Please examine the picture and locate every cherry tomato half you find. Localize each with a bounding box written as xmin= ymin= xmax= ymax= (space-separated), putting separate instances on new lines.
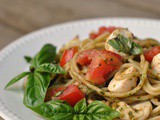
xmin=60 ymin=47 xmax=78 ymax=66
xmin=144 ymin=46 xmax=160 ymax=62
xmin=58 ymin=84 xmax=85 ymax=106
xmin=77 ymin=49 xmax=123 ymax=86
xmin=89 ymin=26 xmax=119 ymax=39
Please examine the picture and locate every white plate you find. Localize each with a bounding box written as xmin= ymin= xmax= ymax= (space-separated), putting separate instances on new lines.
xmin=0 ymin=18 xmax=160 ymax=120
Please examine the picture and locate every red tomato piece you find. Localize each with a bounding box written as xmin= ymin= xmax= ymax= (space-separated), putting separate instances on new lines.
xmin=86 ymin=50 xmax=123 ymax=85
xmin=76 ymin=49 xmax=100 ymax=66
xmin=58 ymin=84 xmax=85 ymax=106
xmin=76 ymin=50 xmax=122 ymax=67
xmin=89 ymin=26 xmax=119 ymax=39
xmin=99 ymin=50 xmax=123 ymax=68
xmin=98 ymin=26 xmax=108 ymax=35
xmin=144 ymin=46 xmax=160 ymax=62
xmin=105 ymin=26 xmax=118 ymax=33
xmin=76 ymin=49 xmax=123 ymax=86
xmin=60 ymin=47 xmax=78 ymax=66
xmin=89 ymin=33 xmax=98 ymax=39
xmin=86 ymin=58 xmax=116 ymax=85
xmin=45 ymin=87 xmax=64 ymax=102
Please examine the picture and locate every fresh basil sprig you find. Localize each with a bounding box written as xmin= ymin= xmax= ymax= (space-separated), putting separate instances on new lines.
xmin=108 ymin=34 xmax=142 ymax=55
xmin=5 ymin=44 xmax=65 ymax=108
xmin=23 ymin=64 xmax=65 ymax=108
xmin=31 ymin=98 xmax=120 ymax=120
xmin=5 ymin=44 xmax=59 ymax=88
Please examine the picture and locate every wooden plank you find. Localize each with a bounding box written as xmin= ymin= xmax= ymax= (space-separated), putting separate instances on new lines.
xmin=111 ymin=0 xmax=160 ymax=14
xmin=0 ymin=0 xmax=159 ymax=34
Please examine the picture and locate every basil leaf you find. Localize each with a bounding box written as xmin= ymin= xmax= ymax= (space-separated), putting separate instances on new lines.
xmin=74 ymin=98 xmax=87 ymax=113
xmin=118 ymin=35 xmax=132 ymax=53
xmin=31 ymin=44 xmax=56 ymax=67
xmin=130 ymin=42 xmax=143 ymax=55
xmin=86 ymin=101 xmax=120 ymax=120
xmin=32 ymin=100 xmax=74 ymax=120
xmin=73 ymin=115 xmax=85 ymax=120
xmin=23 ymin=72 xmax=50 ymax=108
xmin=108 ymin=39 xmax=122 ymax=51
xmin=36 ymin=63 xmax=65 ymax=74
xmin=108 ymin=34 xmax=142 ymax=55
xmin=73 ymin=99 xmax=87 ymax=120
xmin=5 ymin=72 xmax=30 ymax=89
xmin=27 ymin=98 xmax=120 ymax=120
xmin=24 ymin=56 xmax=32 ymax=63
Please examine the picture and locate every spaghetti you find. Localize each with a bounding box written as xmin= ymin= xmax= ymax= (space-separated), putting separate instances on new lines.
xmin=57 ymin=27 xmax=160 ymax=120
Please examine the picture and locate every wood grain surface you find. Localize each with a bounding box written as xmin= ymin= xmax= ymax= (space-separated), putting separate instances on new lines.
xmin=0 ymin=0 xmax=160 ymax=119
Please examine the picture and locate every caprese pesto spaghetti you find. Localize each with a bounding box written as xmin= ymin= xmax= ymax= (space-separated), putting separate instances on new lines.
xmin=5 ymin=26 xmax=160 ymax=120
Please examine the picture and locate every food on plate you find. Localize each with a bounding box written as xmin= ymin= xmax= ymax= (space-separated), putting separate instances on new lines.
xmin=5 ymin=26 xmax=160 ymax=120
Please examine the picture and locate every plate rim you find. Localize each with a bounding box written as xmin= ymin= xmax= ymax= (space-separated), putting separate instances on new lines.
xmin=0 ymin=17 xmax=160 ymax=120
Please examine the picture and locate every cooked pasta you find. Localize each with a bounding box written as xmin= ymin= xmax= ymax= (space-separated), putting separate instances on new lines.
xmin=57 ymin=27 xmax=160 ymax=120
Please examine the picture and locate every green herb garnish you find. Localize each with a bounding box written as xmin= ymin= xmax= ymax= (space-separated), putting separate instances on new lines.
xmin=31 ymin=98 xmax=120 ymax=120
xmin=5 ymin=44 xmax=65 ymax=108
xmin=108 ymin=34 xmax=142 ymax=55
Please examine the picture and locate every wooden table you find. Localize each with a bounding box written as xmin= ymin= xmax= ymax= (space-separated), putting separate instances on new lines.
xmin=0 ymin=0 xmax=160 ymax=119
